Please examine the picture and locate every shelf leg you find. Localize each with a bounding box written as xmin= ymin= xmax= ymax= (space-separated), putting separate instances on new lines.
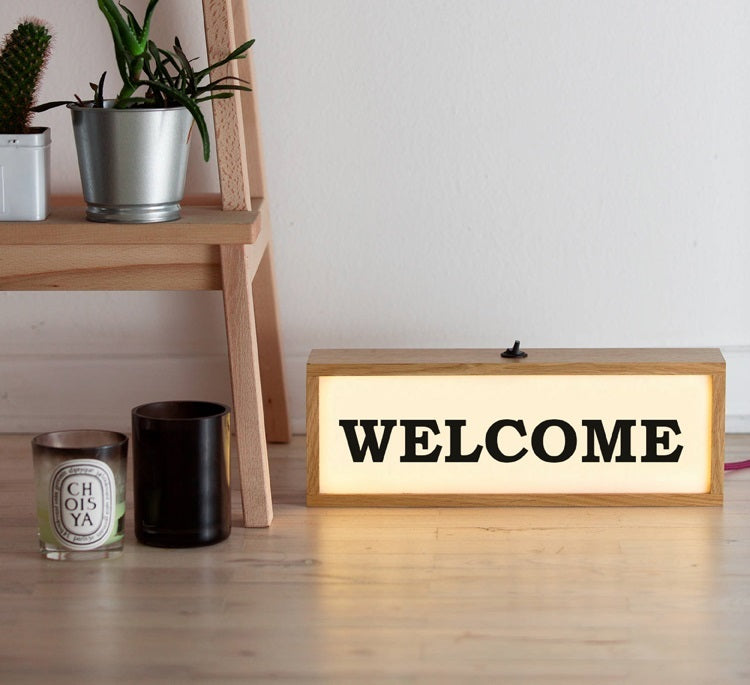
xmin=221 ymin=243 xmax=273 ymax=527
xmin=253 ymin=241 xmax=291 ymax=443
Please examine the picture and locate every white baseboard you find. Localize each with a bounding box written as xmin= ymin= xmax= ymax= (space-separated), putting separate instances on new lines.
xmin=0 ymin=350 xmax=311 ymax=435
xmin=0 ymin=354 xmax=233 ymax=433
xmin=726 ymin=415 xmax=750 ymax=433
xmin=1 ymin=346 xmax=749 ymax=434
xmin=285 ymin=352 xmax=308 ymax=435
xmin=722 ymin=345 xmax=750 ymax=434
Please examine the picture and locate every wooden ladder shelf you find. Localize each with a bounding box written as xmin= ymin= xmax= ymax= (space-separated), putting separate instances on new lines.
xmin=0 ymin=0 xmax=290 ymax=527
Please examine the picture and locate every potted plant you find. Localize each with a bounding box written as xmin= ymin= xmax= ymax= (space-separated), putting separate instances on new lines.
xmin=37 ymin=0 xmax=253 ymax=223
xmin=0 ymin=19 xmax=52 ymax=221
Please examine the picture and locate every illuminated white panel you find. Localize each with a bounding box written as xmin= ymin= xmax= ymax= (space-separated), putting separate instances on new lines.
xmin=317 ymin=374 xmax=712 ymax=495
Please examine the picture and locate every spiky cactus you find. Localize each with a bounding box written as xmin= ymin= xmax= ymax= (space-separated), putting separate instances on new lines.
xmin=0 ymin=19 xmax=52 ymax=133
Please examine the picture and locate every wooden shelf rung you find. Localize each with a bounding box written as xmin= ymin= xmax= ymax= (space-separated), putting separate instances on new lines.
xmin=0 ymin=199 xmax=264 ymax=246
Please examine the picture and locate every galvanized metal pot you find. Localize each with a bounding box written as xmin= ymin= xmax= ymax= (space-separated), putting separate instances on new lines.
xmin=69 ymin=102 xmax=193 ymax=223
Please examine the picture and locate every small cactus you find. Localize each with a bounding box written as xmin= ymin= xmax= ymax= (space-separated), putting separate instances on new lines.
xmin=0 ymin=19 xmax=52 ymax=134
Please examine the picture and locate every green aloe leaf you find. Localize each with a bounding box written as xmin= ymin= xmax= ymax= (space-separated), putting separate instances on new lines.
xmin=197 ymin=75 xmax=249 ymax=87
xmin=141 ymin=79 xmax=210 ymax=160
xmin=96 ymin=2 xmax=136 ymax=89
xmin=194 ymin=39 xmax=254 ymax=81
xmin=155 ymin=47 xmax=182 ymax=77
xmin=199 ymin=84 xmax=252 ymax=94
xmin=194 ymin=93 xmax=234 ymax=104
xmin=98 ymin=0 xmax=141 ymax=55
xmin=94 ymin=71 xmax=106 ymax=106
xmin=139 ymin=0 xmax=161 ymax=50
xmin=30 ymin=100 xmax=73 ymax=113
xmin=171 ymin=40 xmax=197 ymax=96
xmin=118 ymin=4 xmax=144 ymax=41
xmin=146 ymin=41 xmax=175 ymax=89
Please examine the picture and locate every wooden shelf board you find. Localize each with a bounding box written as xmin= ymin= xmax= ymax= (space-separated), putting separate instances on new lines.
xmin=0 ymin=206 xmax=271 ymax=291
xmin=0 ymin=198 xmax=263 ymax=246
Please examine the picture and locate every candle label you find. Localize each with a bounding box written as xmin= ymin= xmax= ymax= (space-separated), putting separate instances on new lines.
xmin=49 ymin=459 xmax=116 ymax=550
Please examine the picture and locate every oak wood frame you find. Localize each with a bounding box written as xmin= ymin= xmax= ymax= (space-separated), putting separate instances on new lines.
xmin=307 ymin=348 xmax=725 ymax=507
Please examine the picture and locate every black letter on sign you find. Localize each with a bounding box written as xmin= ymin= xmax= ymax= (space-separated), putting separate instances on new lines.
xmin=531 ymin=419 xmax=577 ymax=463
xmin=641 ymin=420 xmax=683 ymax=462
xmin=485 ymin=419 xmax=528 ymax=463
xmin=444 ymin=419 xmax=482 ymax=462
xmin=581 ymin=419 xmax=637 ymax=463
xmin=400 ymin=420 xmax=442 ymax=462
xmin=339 ymin=420 xmax=397 ymax=463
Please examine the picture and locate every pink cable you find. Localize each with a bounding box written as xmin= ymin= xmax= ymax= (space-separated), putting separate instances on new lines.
xmin=725 ymin=459 xmax=750 ymax=471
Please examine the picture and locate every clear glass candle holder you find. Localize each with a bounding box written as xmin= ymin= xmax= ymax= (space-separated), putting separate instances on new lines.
xmin=32 ymin=430 xmax=128 ymax=560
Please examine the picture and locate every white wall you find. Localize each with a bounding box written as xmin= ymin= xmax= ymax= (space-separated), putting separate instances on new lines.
xmin=1 ymin=0 xmax=749 ymax=434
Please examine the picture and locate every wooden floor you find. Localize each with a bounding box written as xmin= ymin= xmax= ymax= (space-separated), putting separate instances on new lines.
xmin=1 ymin=433 xmax=749 ymax=684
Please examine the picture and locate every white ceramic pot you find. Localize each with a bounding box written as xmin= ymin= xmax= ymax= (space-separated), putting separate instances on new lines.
xmin=0 ymin=127 xmax=50 ymax=221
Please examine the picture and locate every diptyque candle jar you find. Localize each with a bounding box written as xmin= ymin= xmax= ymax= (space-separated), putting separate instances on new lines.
xmin=32 ymin=430 xmax=128 ymax=560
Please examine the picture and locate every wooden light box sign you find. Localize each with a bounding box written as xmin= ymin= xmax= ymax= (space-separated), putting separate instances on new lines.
xmin=306 ymin=348 xmax=725 ymax=506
